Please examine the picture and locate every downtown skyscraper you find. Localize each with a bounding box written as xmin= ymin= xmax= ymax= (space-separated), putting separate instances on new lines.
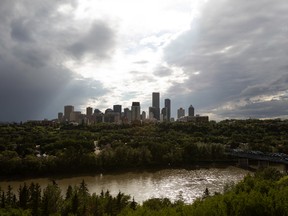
xmin=131 ymin=102 xmax=141 ymax=121
xmin=164 ymin=98 xmax=171 ymax=121
xmin=188 ymin=105 xmax=195 ymax=117
xmin=151 ymin=92 xmax=160 ymax=120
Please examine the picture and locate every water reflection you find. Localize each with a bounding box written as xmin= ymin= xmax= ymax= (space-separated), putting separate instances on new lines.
xmin=0 ymin=167 xmax=250 ymax=204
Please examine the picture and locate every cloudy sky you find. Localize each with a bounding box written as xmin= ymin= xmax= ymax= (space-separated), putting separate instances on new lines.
xmin=1 ymin=0 xmax=288 ymax=122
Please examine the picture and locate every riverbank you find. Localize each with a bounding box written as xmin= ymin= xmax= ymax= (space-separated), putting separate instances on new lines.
xmin=0 ymin=160 xmax=240 ymax=181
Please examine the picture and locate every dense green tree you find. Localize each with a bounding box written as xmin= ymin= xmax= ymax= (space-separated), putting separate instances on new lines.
xmin=18 ymin=183 xmax=29 ymax=209
xmin=71 ymin=193 xmax=79 ymax=214
xmin=1 ymin=191 xmax=5 ymax=208
xmin=41 ymin=183 xmax=62 ymax=216
xmin=65 ymin=185 xmax=73 ymax=200
xmin=29 ymin=183 xmax=41 ymax=216
xmin=6 ymin=185 xmax=15 ymax=207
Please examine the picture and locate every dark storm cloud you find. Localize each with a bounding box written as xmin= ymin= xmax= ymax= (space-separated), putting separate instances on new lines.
xmin=10 ymin=18 xmax=34 ymax=42
xmin=241 ymin=73 xmax=288 ymax=98
xmin=0 ymin=54 xmax=110 ymax=122
xmin=67 ymin=20 xmax=116 ymax=60
xmin=0 ymin=0 xmax=115 ymax=122
xmin=164 ymin=0 xmax=288 ymax=119
xmin=12 ymin=46 xmax=50 ymax=68
xmin=216 ymin=100 xmax=288 ymax=119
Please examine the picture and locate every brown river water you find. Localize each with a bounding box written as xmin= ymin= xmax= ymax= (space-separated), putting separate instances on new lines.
xmin=0 ymin=167 xmax=250 ymax=203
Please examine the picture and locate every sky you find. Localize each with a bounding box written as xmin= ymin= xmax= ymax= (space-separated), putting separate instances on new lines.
xmin=0 ymin=0 xmax=288 ymax=122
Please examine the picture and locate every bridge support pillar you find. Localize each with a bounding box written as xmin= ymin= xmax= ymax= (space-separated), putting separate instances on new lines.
xmin=258 ymin=160 xmax=269 ymax=169
xmin=238 ymin=158 xmax=249 ymax=167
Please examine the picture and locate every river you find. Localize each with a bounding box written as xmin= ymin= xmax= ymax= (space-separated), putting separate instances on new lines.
xmin=0 ymin=166 xmax=250 ymax=204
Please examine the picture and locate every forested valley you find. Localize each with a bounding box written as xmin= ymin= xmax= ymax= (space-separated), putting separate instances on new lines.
xmin=1 ymin=119 xmax=288 ymax=177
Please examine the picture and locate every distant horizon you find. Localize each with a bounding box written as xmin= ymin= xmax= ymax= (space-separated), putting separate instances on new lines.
xmin=1 ymin=116 xmax=288 ymax=124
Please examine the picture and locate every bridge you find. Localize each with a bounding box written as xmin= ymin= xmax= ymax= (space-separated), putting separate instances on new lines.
xmin=225 ymin=149 xmax=288 ymax=171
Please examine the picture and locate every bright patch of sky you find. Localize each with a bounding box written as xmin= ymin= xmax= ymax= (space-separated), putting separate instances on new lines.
xmin=60 ymin=0 xmax=205 ymax=112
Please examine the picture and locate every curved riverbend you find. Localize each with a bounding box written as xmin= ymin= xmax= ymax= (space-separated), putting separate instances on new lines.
xmin=0 ymin=167 xmax=250 ymax=203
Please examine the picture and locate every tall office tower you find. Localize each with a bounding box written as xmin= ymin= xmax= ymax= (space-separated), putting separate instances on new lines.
xmin=188 ymin=105 xmax=195 ymax=117
xmin=141 ymin=111 xmax=146 ymax=120
xmin=149 ymin=107 xmax=156 ymax=119
xmin=58 ymin=112 xmax=63 ymax=122
xmin=64 ymin=105 xmax=74 ymax=122
xmin=94 ymin=109 xmax=104 ymax=123
xmin=104 ymin=108 xmax=115 ymax=123
xmin=131 ymin=102 xmax=141 ymax=121
xmin=177 ymin=107 xmax=185 ymax=119
xmin=86 ymin=107 xmax=93 ymax=116
xmin=152 ymin=92 xmax=160 ymax=108
xmin=161 ymin=107 xmax=167 ymax=121
xmin=113 ymin=105 xmax=122 ymax=117
xmin=124 ymin=108 xmax=129 ymax=117
xmin=152 ymin=92 xmax=160 ymax=120
xmin=164 ymin=98 xmax=171 ymax=121
xmin=70 ymin=111 xmax=81 ymax=122
xmin=94 ymin=109 xmax=102 ymax=115
xmin=124 ymin=108 xmax=132 ymax=122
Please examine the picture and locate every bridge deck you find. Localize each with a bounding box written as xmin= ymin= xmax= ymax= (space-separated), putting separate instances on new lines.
xmin=225 ymin=151 xmax=288 ymax=165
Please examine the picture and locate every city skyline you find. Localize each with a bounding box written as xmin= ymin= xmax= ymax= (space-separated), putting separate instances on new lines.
xmin=1 ymin=0 xmax=288 ymax=122
xmin=59 ymin=92 xmax=198 ymax=123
